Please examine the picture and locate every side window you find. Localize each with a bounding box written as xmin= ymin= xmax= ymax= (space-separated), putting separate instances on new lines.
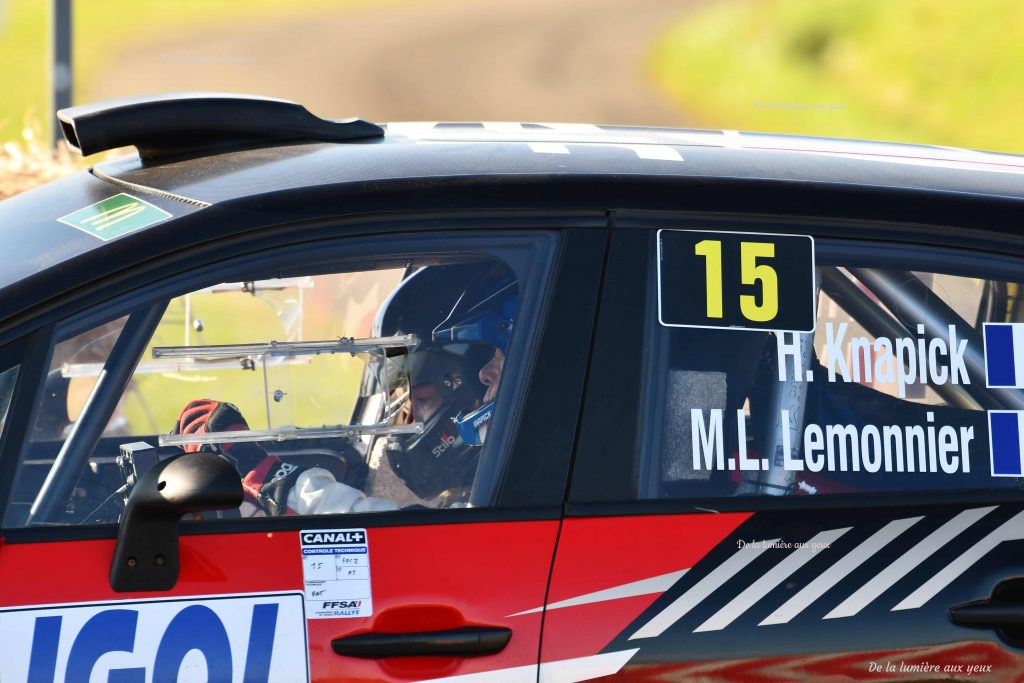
xmin=4 ymin=243 xmax=546 ymax=527
xmin=638 ymin=230 xmax=1024 ymax=500
xmin=0 ymin=365 xmax=19 ymax=434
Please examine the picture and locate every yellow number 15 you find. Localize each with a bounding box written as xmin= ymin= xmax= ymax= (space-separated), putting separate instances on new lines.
xmin=694 ymin=239 xmax=779 ymax=322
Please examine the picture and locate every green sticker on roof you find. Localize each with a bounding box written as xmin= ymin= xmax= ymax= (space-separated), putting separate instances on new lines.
xmin=58 ymin=193 xmax=171 ymax=241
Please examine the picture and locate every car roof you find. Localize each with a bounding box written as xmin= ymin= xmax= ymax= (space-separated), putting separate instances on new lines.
xmin=91 ymin=123 xmax=1024 ymax=206
xmin=2 ymin=95 xmax=1024 ymax=338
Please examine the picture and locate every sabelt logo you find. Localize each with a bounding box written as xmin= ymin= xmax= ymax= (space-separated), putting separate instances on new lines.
xmin=322 ymin=601 xmax=362 ymax=609
xmin=271 ymin=461 xmax=298 ymax=481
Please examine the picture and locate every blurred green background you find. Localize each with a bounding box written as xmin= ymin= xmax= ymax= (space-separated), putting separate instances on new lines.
xmin=2 ymin=0 xmax=1020 ymax=155
xmin=650 ymin=0 xmax=1024 ymax=153
xmin=0 ymin=0 xmax=351 ymax=143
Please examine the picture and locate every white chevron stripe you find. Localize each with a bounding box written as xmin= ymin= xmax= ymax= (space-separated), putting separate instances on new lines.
xmin=894 ymin=508 xmax=1024 ymax=611
xmin=825 ymin=506 xmax=996 ymax=619
xmin=393 ymin=127 xmax=658 ymax=145
xmin=722 ymin=129 xmax=743 ymax=148
xmin=629 ymin=539 xmax=777 ymax=640
xmin=482 ymin=122 xmax=527 ymax=133
xmin=619 ymin=144 xmax=683 ymax=162
xmin=528 ymin=142 xmax=570 ymax=155
xmin=412 ymin=649 xmax=640 ymax=683
xmin=508 ymin=569 xmax=688 ymax=617
xmin=414 ymin=662 xmax=536 ymax=683
xmin=537 ymin=123 xmax=605 ymax=134
xmin=386 ymin=122 xmax=441 ymax=134
xmin=694 ymin=528 xmax=850 ymax=632
xmin=760 ymin=518 xmax=922 ymax=625
xmin=660 ymin=131 xmax=729 ymax=147
xmin=540 ymin=649 xmax=640 ymax=683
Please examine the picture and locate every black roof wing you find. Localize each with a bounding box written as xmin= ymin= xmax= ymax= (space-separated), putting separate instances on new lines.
xmin=57 ymin=92 xmax=383 ymax=159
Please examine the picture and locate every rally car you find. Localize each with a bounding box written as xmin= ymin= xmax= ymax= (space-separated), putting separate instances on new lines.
xmin=0 ymin=93 xmax=1023 ymax=682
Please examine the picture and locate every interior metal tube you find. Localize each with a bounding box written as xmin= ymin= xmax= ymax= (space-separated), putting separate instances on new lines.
xmin=848 ymin=267 xmax=1024 ymax=410
xmin=28 ymin=302 xmax=169 ymax=525
xmin=820 ymin=268 xmax=977 ymax=410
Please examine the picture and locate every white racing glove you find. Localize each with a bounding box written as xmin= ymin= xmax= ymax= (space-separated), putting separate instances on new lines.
xmin=287 ymin=467 xmax=398 ymax=514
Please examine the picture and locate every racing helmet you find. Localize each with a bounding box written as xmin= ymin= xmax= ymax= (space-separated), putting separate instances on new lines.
xmin=368 ymin=262 xmax=517 ymax=500
xmin=432 ymin=268 xmax=518 ymax=446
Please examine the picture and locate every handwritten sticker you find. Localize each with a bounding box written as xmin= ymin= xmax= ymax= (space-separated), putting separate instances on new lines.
xmin=300 ymin=529 xmax=372 ymax=619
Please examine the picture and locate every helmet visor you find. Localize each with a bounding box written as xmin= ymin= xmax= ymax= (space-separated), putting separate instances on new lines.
xmin=407 ymin=347 xmax=468 ymax=422
xmin=432 ymin=280 xmax=518 ymax=352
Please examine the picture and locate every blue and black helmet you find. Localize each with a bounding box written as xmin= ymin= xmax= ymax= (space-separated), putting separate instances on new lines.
xmin=432 ymin=267 xmax=519 ymax=447
xmin=432 ymin=271 xmax=518 ymax=353
xmin=370 ymin=260 xmax=518 ymax=499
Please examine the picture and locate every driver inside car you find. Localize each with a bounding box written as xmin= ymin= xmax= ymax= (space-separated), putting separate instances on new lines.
xmin=373 ymin=263 xmax=517 ymax=505
xmin=170 ymin=262 xmax=518 ymax=516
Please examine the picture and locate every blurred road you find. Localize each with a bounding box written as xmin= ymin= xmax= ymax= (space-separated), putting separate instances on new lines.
xmin=86 ymin=0 xmax=696 ymax=126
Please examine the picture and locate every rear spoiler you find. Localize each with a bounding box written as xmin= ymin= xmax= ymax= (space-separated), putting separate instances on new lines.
xmin=57 ymin=92 xmax=384 ymax=159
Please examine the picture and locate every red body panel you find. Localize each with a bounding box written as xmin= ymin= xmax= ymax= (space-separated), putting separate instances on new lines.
xmin=0 ymin=520 xmax=558 ymax=682
xmin=541 ymin=513 xmax=750 ymax=664
xmin=0 ymin=532 xmax=303 ymax=607
xmin=311 ymin=521 xmax=556 ymax=682
xmin=542 ymin=512 xmax=1024 ymax=682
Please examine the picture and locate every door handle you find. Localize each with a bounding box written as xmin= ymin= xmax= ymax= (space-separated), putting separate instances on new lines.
xmin=332 ymin=625 xmax=512 ymax=658
xmin=949 ymin=601 xmax=1024 ymax=629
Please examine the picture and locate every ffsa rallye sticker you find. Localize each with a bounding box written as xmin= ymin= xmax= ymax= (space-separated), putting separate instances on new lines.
xmin=658 ymin=228 xmax=816 ymax=332
xmin=0 ymin=592 xmax=308 ymax=683
xmin=301 ymin=528 xmax=373 ymax=619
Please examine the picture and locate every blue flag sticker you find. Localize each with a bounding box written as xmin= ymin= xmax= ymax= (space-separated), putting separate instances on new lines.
xmin=983 ymin=323 xmax=1024 ymax=388
xmin=988 ymin=411 xmax=1024 ymax=477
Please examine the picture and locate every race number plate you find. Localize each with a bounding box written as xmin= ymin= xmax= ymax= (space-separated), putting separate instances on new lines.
xmin=658 ymin=229 xmax=816 ymax=332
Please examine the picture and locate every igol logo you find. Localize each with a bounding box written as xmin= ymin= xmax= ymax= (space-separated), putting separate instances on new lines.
xmin=26 ymin=603 xmax=279 ymax=682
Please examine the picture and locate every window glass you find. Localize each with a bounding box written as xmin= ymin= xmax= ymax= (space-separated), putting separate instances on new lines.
xmin=638 ymin=235 xmax=1024 ymax=500
xmin=31 ymin=317 xmax=127 ymax=442
xmin=3 ymin=322 xmax=127 ymax=526
xmin=6 ymin=252 xmax=532 ymax=526
xmin=0 ymin=365 xmax=19 ymax=434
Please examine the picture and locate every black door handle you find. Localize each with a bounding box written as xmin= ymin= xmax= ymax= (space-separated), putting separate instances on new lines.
xmin=332 ymin=626 xmax=512 ymax=658
xmin=949 ymin=601 xmax=1024 ymax=629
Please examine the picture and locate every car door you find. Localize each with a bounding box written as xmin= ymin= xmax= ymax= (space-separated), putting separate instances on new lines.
xmin=0 ymin=222 xmax=605 ymax=683
xmin=544 ymin=224 xmax=1024 ymax=681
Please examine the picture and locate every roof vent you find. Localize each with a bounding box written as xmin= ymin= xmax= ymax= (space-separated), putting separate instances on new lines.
xmin=57 ymin=93 xmax=384 ymax=159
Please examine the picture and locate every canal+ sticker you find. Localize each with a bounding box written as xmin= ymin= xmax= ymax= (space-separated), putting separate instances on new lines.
xmin=58 ymin=193 xmax=172 ymax=241
xmin=301 ymin=528 xmax=373 ymax=619
xmin=0 ymin=592 xmax=308 ymax=682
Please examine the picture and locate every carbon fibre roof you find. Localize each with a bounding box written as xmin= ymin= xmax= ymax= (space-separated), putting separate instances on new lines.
xmin=91 ymin=124 xmax=1024 ymax=206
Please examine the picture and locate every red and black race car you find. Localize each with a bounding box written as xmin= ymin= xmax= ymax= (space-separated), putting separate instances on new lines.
xmin=1 ymin=93 xmax=1023 ymax=682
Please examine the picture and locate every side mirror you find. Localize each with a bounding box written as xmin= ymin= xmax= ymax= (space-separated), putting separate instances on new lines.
xmin=109 ymin=453 xmax=242 ymax=592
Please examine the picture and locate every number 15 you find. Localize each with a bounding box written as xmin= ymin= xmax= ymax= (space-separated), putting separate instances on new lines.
xmin=694 ymin=239 xmax=779 ymax=322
